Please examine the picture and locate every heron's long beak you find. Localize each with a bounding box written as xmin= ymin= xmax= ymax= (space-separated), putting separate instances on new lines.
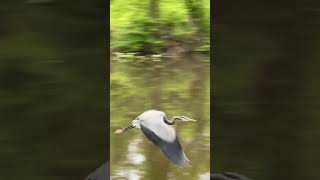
xmin=114 ymin=124 xmax=135 ymax=134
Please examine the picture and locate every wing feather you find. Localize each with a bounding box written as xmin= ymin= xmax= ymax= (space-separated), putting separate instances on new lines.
xmin=140 ymin=125 xmax=190 ymax=166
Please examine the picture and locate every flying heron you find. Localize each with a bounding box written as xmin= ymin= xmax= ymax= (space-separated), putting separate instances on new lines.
xmin=85 ymin=110 xmax=252 ymax=179
xmin=114 ymin=109 xmax=196 ymax=166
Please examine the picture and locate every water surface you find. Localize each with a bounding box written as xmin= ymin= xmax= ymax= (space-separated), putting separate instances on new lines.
xmin=110 ymin=54 xmax=210 ymax=180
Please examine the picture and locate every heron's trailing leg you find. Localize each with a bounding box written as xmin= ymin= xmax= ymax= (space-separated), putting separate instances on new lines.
xmin=114 ymin=124 xmax=135 ymax=134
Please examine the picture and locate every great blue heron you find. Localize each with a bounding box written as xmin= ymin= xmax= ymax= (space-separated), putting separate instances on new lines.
xmin=114 ymin=109 xmax=196 ymax=166
xmin=85 ymin=110 xmax=252 ymax=179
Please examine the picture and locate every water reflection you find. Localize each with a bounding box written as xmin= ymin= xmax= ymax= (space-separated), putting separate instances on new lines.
xmin=127 ymin=139 xmax=146 ymax=165
xmin=198 ymin=172 xmax=210 ymax=180
xmin=213 ymin=2 xmax=320 ymax=178
xmin=0 ymin=1 xmax=106 ymax=178
xmin=114 ymin=168 xmax=141 ymax=180
xmin=110 ymin=54 xmax=210 ymax=179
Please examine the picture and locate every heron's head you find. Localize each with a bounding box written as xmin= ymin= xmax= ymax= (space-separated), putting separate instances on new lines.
xmin=180 ymin=116 xmax=197 ymax=122
xmin=173 ymin=116 xmax=197 ymax=122
xmin=163 ymin=115 xmax=197 ymax=125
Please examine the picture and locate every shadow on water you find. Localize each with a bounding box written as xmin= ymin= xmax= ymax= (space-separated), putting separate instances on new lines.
xmin=110 ymin=54 xmax=210 ymax=180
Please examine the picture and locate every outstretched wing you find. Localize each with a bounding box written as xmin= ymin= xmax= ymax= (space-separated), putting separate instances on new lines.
xmin=140 ymin=124 xmax=190 ymax=166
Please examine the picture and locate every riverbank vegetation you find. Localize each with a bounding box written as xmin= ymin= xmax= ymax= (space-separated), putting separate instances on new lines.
xmin=111 ymin=0 xmax=210 ymax=56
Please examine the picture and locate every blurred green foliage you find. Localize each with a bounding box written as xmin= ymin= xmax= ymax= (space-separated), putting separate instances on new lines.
xmin=111 ymin=0 xmax=210 ymax=54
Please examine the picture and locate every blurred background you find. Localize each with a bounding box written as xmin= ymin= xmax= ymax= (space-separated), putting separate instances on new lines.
xmin=0 ymin=0 xmax=107 ymax=179
xmin=213 ymin=0 xmax=320 ymax=180
xmin=3 ymin=0 xmax=320 ymax=179
xmin=110 ymin=0 xmax=210 ymax=180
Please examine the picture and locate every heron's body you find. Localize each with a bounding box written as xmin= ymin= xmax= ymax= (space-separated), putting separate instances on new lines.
xmin=115 ymin=109 xmax=196 ymax=166
xmin=136 ymin=110 xmax=176 ymax=142
xmin=134 ymin=110 xmax=189 ymax=166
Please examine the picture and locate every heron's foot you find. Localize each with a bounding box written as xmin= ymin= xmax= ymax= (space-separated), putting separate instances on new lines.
xmin=114 ymin=128 xmax=123 ymax=134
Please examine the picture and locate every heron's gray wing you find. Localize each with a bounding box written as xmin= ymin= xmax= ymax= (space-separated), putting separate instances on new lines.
xmin=85 ymin=162 xmax=109 ymax=180
xmin=140 ymin=125 xmax=189 ymax=166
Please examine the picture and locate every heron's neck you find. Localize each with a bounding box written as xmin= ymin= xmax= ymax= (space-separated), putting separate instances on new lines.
xmin=163 ymin=116 xmax=175 ymax=125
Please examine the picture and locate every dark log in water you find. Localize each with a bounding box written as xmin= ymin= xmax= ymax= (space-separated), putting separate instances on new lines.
xmin=85 ymin=162 xmax=109 ymax=180
xmin=211 ymin=172 xmax=252 ymax=180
